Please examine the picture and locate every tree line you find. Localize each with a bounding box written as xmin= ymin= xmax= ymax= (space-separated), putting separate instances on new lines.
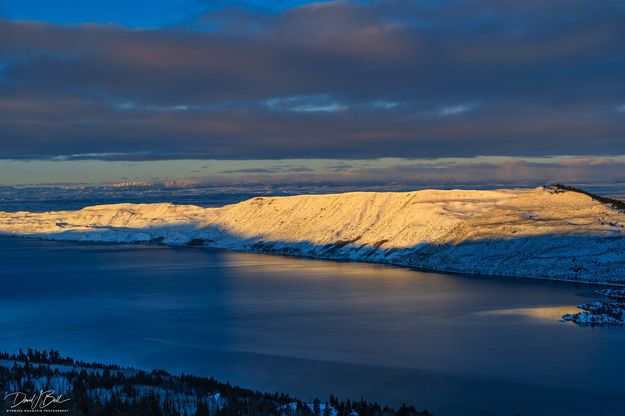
xmin=0 ymin=349 xmax=431 ymax=416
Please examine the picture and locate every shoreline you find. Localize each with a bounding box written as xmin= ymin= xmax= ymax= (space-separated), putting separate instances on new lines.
xmin=2 ymin=233 xmax=624 ymax=287
xmin=1 ymin=186 xmax=624 ymax=285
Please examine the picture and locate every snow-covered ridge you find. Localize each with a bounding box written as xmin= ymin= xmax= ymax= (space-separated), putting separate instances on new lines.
xmin=1 ymin=186 xmax=625 ymax=283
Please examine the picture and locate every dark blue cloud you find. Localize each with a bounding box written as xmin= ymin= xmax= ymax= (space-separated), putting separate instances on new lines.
xmin=0 ymin=0 xmax=624 ymax=161
xmin=222 ymin=165 xmax=315 ymax=173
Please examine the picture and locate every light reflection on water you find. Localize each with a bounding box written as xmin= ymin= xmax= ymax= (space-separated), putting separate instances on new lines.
xmin=475 ymin=305 xmax=581 ymax=320
xmin=1 ymin=236 xmax=624 ymax=415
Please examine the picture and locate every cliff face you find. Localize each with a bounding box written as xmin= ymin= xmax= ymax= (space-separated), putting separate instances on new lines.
xmin=2 ymin=186 xmax=625 ymax=283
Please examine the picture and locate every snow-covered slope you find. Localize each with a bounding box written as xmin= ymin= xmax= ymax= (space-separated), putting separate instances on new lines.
xmin=1 ymin=186 xmax=625 ymax=283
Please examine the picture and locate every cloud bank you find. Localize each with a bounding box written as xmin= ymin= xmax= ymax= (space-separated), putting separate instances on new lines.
xmin=4 ymin=156 xmax=625 ymax=187
xmin=0 ymin=0 xmax=624 ymax=161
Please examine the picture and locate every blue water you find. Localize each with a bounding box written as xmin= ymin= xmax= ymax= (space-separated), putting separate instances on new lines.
xmin=1 ymin=236 xmax=624 ymax=415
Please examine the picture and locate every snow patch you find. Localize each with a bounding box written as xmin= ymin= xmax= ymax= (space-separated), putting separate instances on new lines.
xmin=1 ymin=187 xmax=624 ymax=283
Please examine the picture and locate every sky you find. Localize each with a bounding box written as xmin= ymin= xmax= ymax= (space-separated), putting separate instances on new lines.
xmin=0 ymin=0 xmax=624 ymax=186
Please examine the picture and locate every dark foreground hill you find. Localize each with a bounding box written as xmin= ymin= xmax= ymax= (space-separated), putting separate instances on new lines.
xmin=0 ymin=349 xmax=430 ymax=416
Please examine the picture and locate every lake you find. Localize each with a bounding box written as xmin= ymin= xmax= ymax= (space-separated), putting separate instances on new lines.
xmin=1 ymin=235 xmax=624 ymax=415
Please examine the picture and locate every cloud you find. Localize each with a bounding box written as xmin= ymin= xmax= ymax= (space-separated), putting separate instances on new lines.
xmin=325 ymin=162 xmax=354 ymax=172
xmin=369 ymin=101 xmax=398 ymax=110
xmin=342 ymin=158 xmax=625 ymax=186
xmin=264 ymin=94 xmax=348 ymax=113
xmin=0 ymin=0 xmax=624 ymax=160
xmin=3 ymin=156 xmax=625 ymax=187
xmin=437 ymin=102 xmax=479 ymax=116
xmin=222 ymin=165 xmax=315 ymax=173
xmin=208 ymin=157 xmax=625 ymax=187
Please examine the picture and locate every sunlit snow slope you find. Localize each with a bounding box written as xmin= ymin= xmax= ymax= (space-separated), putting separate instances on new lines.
xmin=2 ymin=186 xmax=624 ymax=283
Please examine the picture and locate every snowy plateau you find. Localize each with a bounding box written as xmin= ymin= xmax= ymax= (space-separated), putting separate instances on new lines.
xmin=1 ymin=185 xmax=624 ymax=284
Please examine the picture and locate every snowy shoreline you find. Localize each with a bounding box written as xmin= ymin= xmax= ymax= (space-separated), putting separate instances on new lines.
xmin=1 ymin=185 xmax=625 ymax=284
xmin=4 ymin=232 xmax=625 ymax=287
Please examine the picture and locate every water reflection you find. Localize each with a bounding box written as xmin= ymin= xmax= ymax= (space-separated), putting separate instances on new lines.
xmin=1 ymin=236 xmax=624 ymax=415
xmin=476 ymin=305 xmax=581 ymax=320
